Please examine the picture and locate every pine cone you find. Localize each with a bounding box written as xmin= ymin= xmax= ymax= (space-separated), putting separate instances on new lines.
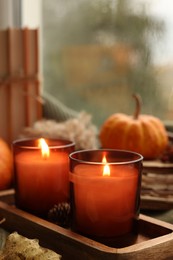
xmin=48 ymin=202 xmax=71 ymax=228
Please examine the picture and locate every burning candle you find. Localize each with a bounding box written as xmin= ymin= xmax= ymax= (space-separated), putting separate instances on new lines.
xmin=13 ymin=138 xmax=75 ymax=216
xmin=70 ymin=149 xmax=143 ymax=238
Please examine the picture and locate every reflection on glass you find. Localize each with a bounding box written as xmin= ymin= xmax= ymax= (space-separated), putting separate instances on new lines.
xmin=42 ymin=0 xmax=173 ymax=127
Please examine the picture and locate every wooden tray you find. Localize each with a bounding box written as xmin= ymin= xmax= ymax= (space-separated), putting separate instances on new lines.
xmin=0 ymin=190 xmax=173 ymax=259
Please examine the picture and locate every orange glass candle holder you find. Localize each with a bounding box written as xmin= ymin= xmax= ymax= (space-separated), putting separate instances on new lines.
xmin=13 ymin=138 xmax=75 ymax=217
xmin=70 ymin=149 xmax=143 ymax=238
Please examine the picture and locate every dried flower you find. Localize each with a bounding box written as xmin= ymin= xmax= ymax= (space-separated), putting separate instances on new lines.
xmin=20 ymin=112 xmax=99 ymax=150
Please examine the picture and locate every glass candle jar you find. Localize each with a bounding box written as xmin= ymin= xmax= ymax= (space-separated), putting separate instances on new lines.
xmin=13 ymin=138 xmax=75 ymax=217
xmin=69 ymin=149 xmax=143 ymax=238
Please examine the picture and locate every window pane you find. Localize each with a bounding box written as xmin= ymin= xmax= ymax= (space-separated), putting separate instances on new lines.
xmin=42 ymin=0 xmax=173 ymax=127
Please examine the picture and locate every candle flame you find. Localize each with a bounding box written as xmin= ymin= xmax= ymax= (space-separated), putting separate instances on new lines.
xmin=102 ymin=156 xmax=110 ymax=176
xmin=38 ymin=138 xmax=50 ymax=159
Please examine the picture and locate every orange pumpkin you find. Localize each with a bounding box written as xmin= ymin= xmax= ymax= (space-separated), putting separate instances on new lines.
xmin=99 ymin=94 xmax=168 ymax=159
xmin=0 ymin=138 xmax=13 ymax=190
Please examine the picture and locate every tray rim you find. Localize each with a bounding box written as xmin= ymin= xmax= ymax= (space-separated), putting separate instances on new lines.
xmin=1 ymin=190 xmax=173 ymax=259
xmin=0 ymin=200 xmax=173 ymax=252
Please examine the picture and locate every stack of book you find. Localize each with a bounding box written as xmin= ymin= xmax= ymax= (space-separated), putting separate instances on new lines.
xmin=141 ymin=160 xmax=173 ymax=210
xmin=0 ymin=28 xmax=42 ymax=145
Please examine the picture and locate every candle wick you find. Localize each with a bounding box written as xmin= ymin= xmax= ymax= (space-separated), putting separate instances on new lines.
xmin=42 ymin=155 xmax=49 ymax=160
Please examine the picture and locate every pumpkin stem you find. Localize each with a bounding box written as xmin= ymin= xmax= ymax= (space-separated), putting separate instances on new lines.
xmin=133 ymin=94 xmax=142 ymax=119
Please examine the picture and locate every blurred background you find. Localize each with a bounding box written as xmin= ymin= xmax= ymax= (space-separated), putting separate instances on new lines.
xmin=42 ymin=0 xmax=173 ymax=127
xmin=1 ymin=0 xmax=173 ymax=128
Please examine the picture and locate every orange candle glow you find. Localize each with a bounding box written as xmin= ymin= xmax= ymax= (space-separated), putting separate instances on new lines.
xmin=102 ymin=156 xmax=110 ymax=176
xmin=70 ymin=149 xmax=143 ymax=238
xmin=13 ymin=138 xmax=75 ymax=216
